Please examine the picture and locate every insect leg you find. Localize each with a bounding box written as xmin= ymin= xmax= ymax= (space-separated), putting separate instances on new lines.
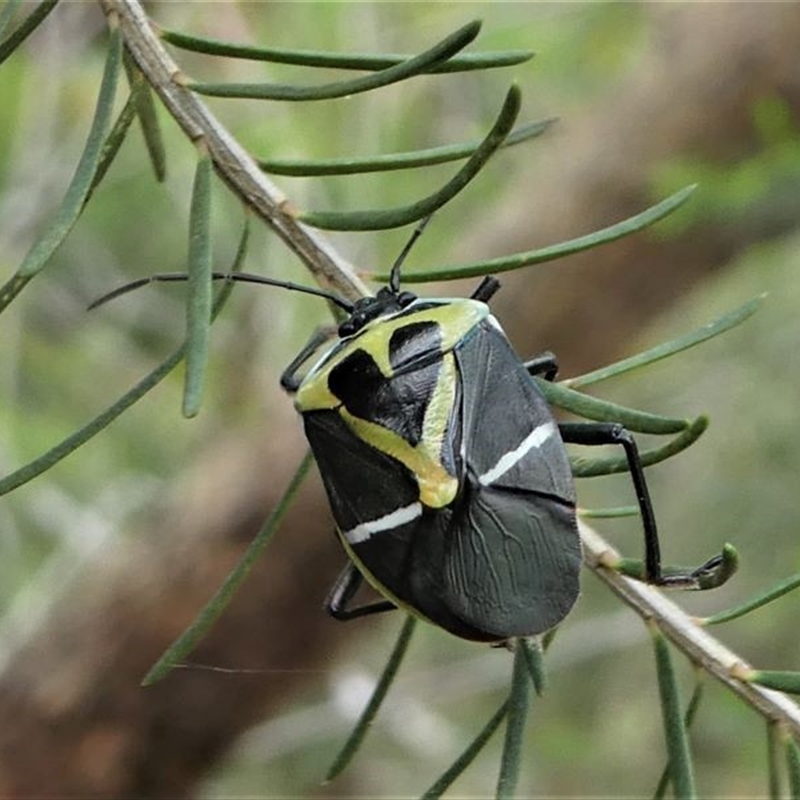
xmin=280 ymin=325 xmax=337 ymax=393
xmin=558 ymin=421 xmax=720 ymax=588
xmin=524 ymin=351 xmax=559 ymax=381
xmin=470 ymin=276 xmax=501 ymax=303
xmin=325 ymin=561 xmax=397 ymax=621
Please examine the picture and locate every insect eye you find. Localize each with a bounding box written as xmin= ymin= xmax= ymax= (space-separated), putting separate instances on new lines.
xmin=397 ymin=291 xmax=417 ymax=308
xmin=338 ymin=317 xmax=358 ymax=337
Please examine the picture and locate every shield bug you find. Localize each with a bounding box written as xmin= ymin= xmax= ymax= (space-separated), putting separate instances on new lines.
xmin=91 ymin=224 xmax=724 ymax=642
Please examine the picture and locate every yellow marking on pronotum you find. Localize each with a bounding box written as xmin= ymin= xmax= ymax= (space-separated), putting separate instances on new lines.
xmin=362 ymin=299 xmax=486 ymax=377
xmin=295 ymin=298 xmax=488 ymax=411
xmin=336 ymin=351 xmax=459 ymax=508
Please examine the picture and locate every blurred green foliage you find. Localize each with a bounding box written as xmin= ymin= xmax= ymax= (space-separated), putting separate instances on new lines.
xmin=1 ymin=3 xmax=799 ymax=799
xmin=653 ymin=95 xmax=800 ymax=237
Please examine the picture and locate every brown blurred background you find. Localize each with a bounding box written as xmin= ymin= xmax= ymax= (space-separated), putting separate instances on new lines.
xmin=1 ymin=3 xmax=800 ymax=797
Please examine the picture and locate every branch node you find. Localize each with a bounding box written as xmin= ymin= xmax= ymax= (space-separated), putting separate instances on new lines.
xmin=597 ymin=549 xmax=620 ymax=569
xmin=278 ymin=198 xmax=300 ymax=217
xmin=171 ymin=69 xmax=189 ymax=87
xmin=730 ymin=661 xmax=754 ymax=682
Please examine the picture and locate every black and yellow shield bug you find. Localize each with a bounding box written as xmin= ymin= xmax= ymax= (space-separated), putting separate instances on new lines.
xmin=91 ymin=225 xmax=724 ymax=643
xmin=278 ymin=271 xmax=581 ymax=641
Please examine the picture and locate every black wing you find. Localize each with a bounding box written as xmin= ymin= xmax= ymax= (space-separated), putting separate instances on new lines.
xmin=441 ymin=481 xmax=580 ymax=637
xmin=457 ymin=320 xmax=575 ymax=502
xmin=303 ymin=409 xmax=418 ymax=532
xmin=438 ymin=321 xmax=581 ymax=637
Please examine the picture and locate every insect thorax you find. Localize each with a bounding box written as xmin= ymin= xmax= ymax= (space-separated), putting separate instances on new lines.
xmin=296 ymin=298 xmax=491 ymax=508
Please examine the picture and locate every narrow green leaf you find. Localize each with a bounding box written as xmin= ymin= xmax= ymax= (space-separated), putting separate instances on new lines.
xmin=0 ymin=219 xmax=248 ymax=498
xmin=124 ymin=50 xmax=167 ymax=182
xmin=0 ymin=350 xmax=184 ymax=498
xmin=0 ymin=0 xmax=59 ymax=66
xmin=651 ymin=626 xmax=696 ymax=799
xmin=496 ymin=643 xmax=532 ymax=800
xmin=301 ymin=84 xmax=521 ymax=231
xmin=369 ymin=185 xmax=697 ymax=283
xmin=86 ymin=48 xmax=171 ymax=206
xmin=537 ymin=378 xmax=689 ymax=435
xmin=161 ymin=26 xmax=532 ymax=72
xmin=654 ymin=675 xmax=704 ymax=800
xmin=86 ymin=92 xmax=138 ymax=206
xmin=566 ymin=295 xmax=765 ymax=389
xmin=0 ymin=0 xmax=24 ymax=39
xmin=785 ymin=733 xmax=800 ymax=800
xmin=697 ymin=543 xmax=739 ymax=591
xmin=258 ymin=119 xmax=554 ymax=177
xmin=615 ymin=544 xmax=738 ymax=591
xmin=422 ymin=700 xmax=510 ymax=800
xmin=325 ymin=615 xmax=417 ymax=783
xmin=142 ymin=450 xmax=314 ymax=687
xmin=702 ymin=570 xmax=800 ymax=626
xmin=188 ymin=20 xmax=481 ymax=100
xmin=768 ymin=721 xmax=782 ymax=800
xmin=518 ymin=637 xmax=546 ymax=696
xmin=541 ymin=627 xmax=559 ymax=652
xmin=0 ymin=25 xmax=122 ymax=313
xmin=748 ymin=671 xmax=800 ymax=696
xmin=579 ymin=505 xmax=640 ymax=519
xmin=569 ymin=415 xmax=708 ymax=478
xmin=182 ymin=150 xmax=214 ymax=418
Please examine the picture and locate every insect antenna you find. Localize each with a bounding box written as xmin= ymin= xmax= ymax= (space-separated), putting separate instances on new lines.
xmin=88 ymin=271 xmax=354 ymax=313
xmin=388 ymin=215 xmax=433 ymax=294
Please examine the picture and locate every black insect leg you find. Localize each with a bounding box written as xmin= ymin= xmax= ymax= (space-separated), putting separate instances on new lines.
xmin=280 ymin=326 xmax=336 ymax=393
xmin=325 ymin=561 xmax=397 ymax=621
xmin=524 ymin=351 xmax=559 ymax=382
xmin=558 ymin=422 xmax=720 ymax=588
xmin=470 ymin=276 xmax=501 ymax=303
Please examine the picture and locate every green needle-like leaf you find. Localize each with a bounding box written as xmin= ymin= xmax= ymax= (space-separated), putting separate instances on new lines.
xmin=518 ymin=637 xmax=546 ymax=696
xmin=0 ymin=352 xmax=184 ymax=499
xmin=368 ymin=185 xmax=697 ymax=283
xmin=85 ymin=92 xmax=138 ymax=207
xmin=615 ymin=544 xmax=738 ymax=591
xmin=325 ymin=615 xmax=417 ymax=783
xmin=786 ymin=734 xmax=800 ymax=800
xmin=422 ymin=700 xmax=510 ymax=800
xmin=0 ymin=0 xmax=59 ymax=66
xmin=161 ymin=26 xmax=532 ymax=72
xmin=183 ymin=150 xmax=214 ymax=418
xmin=187 ymin=21 xmax=481 ymax=100
xmin=0 ymin=223 xmax=246 ymax=498
xmin=702 ymin=571 xmax=800 ymax=626
xmin=0 ymin=0 xmax=24 ymax=39
xmin=301 ymin=84 xmax=521 ymax=231
xmin=258 ymin=119 xmax=554 ymax=177
xmin=124 ymin=51 xmax=167 ymax=182
xmin=748 ymin=671 xmax=800 ymax=696
xmin=0 ymin=25 xmax=122 ymax=313
xmin=142 ymin=450 xmax=314 ymax=687
xmin=768 ymin=721 xmax=783 ymax=800
xmin=579 ymin=505 xmax=640 ymax=519
xmin=697 ymin=544 xmax=739 ymax=591
xmin=537 ymin=378 xmax=689 ymax=435
xmin=567 ymin=295 xmax=765 ymax=389
xmin=569 ymin=415 xmax=708 ymax=478
xmin=654 ymin=675 xmax=704 ymax=799
xmin=651 ymin=626 xmax=697 ymax=799
xmin=496 ymin=643 xmax=532 ymax=800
